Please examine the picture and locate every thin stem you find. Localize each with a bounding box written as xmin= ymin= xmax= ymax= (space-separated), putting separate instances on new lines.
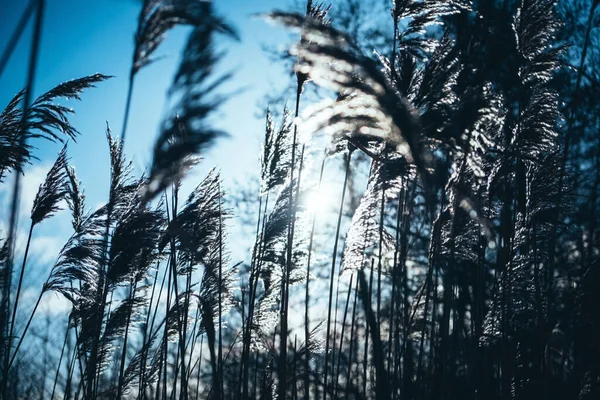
xmin=278 ymin=83 xmax=303 ymax=400
xmin=242 ymin=190 xmax=269 ymax=400
xmin=161 ymin=247 xmax=174 ymax=400
xmin=358 ymin=268 xmax=390 ymax=399
xmin=334 ymin=273 xmax=354 ymax=398
xmin=0 ymin=0 xmax=36 ymax=78
xmin=217 ymin=182 xmax=224 ymax=399
xmin=346 ymin=273 xmax=359 ymax=397
xmin=293 ymin=335 xmax=298 ymax=400
xmin=50 ymin=317 xmax=70 ymax=400
xmin=304 ymin=154 xmax=326 ymax=400
xmin=8 ymin=222 xmax=35 ymax=350
xmin=195 ymin=335 xmax=204 ymax=400
xmin=323 ymin=151 xmax=352 ymax=400
xmin=377 ymin=187 xmax=385 ymax=329
xmin=120 ymin=74 xmax=135 ymax=143
xmin=116 ymin=281 xmax=137 ymax=399
xmin=139 ymin=262 xmax=162 ymax=399
xmin=362 ymin=258 xmax=375 ymax=397
xmin=1 ymin=1 xmax=44 ymax=395
xmin=8 ymin=290 xmax=43 ymax=369
xmin=388 ymin=192 xmax=403 ymax=379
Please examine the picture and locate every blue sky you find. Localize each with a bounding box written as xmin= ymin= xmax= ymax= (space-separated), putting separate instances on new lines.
xmin=0 ymin=0 xmax=378 ymax=350
xmin=0 ymin=0 xmax=298 ymax=264
xmin=0 ymin=0 xmax=356 ymax=348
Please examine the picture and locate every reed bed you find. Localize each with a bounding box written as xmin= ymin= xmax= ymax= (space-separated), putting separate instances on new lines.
xmin=1 ymin=0 xmax=599 ymax=399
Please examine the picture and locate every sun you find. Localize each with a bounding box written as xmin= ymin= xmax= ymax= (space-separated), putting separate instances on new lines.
xmin=305 ymin=182 xmax=336 ymax=215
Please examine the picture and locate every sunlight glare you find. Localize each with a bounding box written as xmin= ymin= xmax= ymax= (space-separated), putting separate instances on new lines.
xmin=305 ymin=183 xmax=335 ymax=215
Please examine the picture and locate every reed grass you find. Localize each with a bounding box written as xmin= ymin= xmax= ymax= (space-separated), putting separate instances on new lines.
xmin=1 ymin=1 xmax=600 ymax=399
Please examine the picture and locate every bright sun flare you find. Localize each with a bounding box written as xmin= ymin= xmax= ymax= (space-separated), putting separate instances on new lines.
xmin=305 ymin=183 xmax=336 ymax=215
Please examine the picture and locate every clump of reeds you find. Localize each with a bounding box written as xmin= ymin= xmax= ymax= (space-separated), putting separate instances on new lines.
xmin=2 ymin=0 xmax=600 ymax=400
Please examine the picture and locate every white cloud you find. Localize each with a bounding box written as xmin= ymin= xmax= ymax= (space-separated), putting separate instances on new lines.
xmin=20 ymin=288 xmax=72 ymax=317
xmin=29 ymin=235 xmax=65 ymax=264
xmin=39 ymin=291 xmax=72 ymax=316
xmin=0 ymin=163 xmax=49 ymax=221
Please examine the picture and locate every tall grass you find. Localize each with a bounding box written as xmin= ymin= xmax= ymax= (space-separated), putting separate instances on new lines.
xmin=1 ymin=0 xmax=600 ymax=399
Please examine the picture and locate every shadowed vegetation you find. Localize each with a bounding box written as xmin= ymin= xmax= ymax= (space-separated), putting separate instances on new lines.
xmin=1 ymin=0 xmax=600 ymax=399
